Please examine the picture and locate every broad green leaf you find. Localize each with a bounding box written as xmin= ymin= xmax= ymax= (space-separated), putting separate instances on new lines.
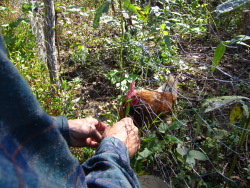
xmin=235 ymin=41 xmax=250 ymax=48
xmin=121 ymin=0 xmax=138 ymax=14
xmin=163 ymin=35 xmax=171 ymax=49
xmin=229 ymin=35 xmax=250 ymax=45
xmin=211 ymin=42 xmax=226 ymax=73
xmin=186 ymin=155 xmax=196 ymax=166
xmin=137 ymin=148 xmax=153 ymax=160
xmin=168 ymin=120 xmax=186 ymax=131
xmin=121 ymin=0 xmax=149 ymax=22
xmin=137 ymin=5 xmax=150 ymax=22
xmin=215 ymin=0 xmax=249 ymax=15
xmin=229 ymin=104 xmax=243 ymax=124
xmin=144 ymin=4 xmax=150 ymax=15
xmin=212 ymin=35 xmax=250 ymax=73
xmin=186 ymin=150 xmax=207 ymax=166
xmin=242 ymin=103 xmax=249 ymax=118
xmin=164 ymin=135 xmax=183 ymax=144
xmin=93 ymin=0 xmax=111 ymax=29
xmin=176 ymin=146 xmax=188 ymax=156
xmin=0 ymin=6 xmax=8 ymax=11
xmin=202 ymin=96 xmax=250 ymax=113
xmin=213 ymin=129 xmax=228 ymax=139
xmin=189 ymin=150 xmax=207 ymax=160
xmin=128 ymin=74 xmax=139 ymax=82
xmin=228 ymin=35 xmax=250 ymax=48
xmin=158 ymin=122 xmax=168 ymax=133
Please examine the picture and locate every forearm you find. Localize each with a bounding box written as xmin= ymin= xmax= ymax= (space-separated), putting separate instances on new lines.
xmin=54 ymin=116 xmax=71 ymax=145
xmin=82 ymin=137 xmax=140 ymax=188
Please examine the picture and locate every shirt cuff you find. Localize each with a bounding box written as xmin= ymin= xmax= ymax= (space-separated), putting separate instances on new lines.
xmin=54 ymin=116 xmax=71 ymax=145
xmin=96 ymin=137 xmax=130 ymax=164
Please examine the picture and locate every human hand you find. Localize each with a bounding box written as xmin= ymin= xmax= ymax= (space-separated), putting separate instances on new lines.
xmin=103 ymin=117 xmax=140 ymax=158
xmin=68 ymin=117 xmax=108 ymax=148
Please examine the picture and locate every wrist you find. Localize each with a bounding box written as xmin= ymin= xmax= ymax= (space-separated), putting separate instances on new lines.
xmin=54 ymin=116 xmax=71 ymax=145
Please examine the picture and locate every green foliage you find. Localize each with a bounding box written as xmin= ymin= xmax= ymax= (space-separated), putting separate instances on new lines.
xmin=202 ymin=96 xmax=250 ymax=113
xmin=121 ymin=0 xmax=150 ymax=22
xmin=105 ymin=70 xmax=138 ymax=92
xmin=215 ymin=0 xmax=249 ymax=15
xmin=21 ymin=1 xmax=41 ymax=14
xmin=211 ymin=35 xmax=250 ymax=73
xmin=176 ymin=146 xmax=207 ymax=167
xmin=244 ymin=160 xmax=250 ymax=180
xmin=93 ymin=0 xmax=111 ymax=29
xmin=1 ymin=0 xmax=249 ymax=187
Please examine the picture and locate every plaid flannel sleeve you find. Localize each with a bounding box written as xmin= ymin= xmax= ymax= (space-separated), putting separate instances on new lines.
xmin=83 ymin=137 xmax=140 ymax=188
xmin=0 ymin=35 xmax=140 ymax=188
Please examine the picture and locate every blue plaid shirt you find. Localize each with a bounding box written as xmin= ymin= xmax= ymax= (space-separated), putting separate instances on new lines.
xmin=0 ymin=35 xmax=140 ymax=188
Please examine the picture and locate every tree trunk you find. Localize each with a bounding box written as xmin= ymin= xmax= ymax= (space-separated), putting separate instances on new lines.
xmin=43 ymin=0 xmax=60 ymax=87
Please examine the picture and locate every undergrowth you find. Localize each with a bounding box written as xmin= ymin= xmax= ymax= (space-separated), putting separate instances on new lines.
xmin=1 ymin=0 xmax=249 ymax=187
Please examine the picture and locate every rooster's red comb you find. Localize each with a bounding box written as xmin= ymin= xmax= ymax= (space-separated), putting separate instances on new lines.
xmin=126 ymin=81 xmax=136 ymax=99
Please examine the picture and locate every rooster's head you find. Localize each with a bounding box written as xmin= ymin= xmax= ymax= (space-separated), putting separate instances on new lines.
xmin=125 ymin=81 xmax=139 ymax=105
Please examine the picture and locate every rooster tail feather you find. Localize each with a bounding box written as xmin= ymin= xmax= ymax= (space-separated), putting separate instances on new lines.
xmin=157 ymin=74 xmax=178 ymax=99
xmin=170 ymin=75 xmax=178 ymax=101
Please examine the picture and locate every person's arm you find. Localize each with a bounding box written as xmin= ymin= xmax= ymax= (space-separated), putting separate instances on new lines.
xmin=0 ymin=34 xmax=140 ymax=187
xmin=55 ymin=116 xmax=71 ymax=144
xmin=56 ymin=116 xmax=141 ymax=187
xmin=0 ymin=35 xmax=87 ymax=187
xmin=83 ymin=118 xmax=141 ymax=187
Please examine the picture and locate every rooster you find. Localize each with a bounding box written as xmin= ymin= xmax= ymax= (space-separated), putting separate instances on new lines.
xmin=119 ymin=75 xmax=178 ymax=129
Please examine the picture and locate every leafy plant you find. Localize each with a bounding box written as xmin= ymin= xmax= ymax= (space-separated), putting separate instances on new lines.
xmin=105 ymin=70 xmax=138 ymax=92
xmin=215 ymin=0 xmax=249 ymax=15
xmin=93 ymin=0 xmax=111 ymax=29
xmin=202 ymin=96 xmax=250 ymax=177
xmin=176 ymin=145 xmax=207 ymax=167
xmin=211 ymin=35 xmax=250 ymax=73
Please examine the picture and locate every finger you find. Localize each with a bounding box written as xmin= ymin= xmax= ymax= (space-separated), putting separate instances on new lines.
xmin=84 ymin=138 xmax=100 ymax=148
xmin=95 ymin=121 xmax=109 ymax=132
xmin=121 ymin=117 xmax=133 ymax=124
xmin=86 ymin=118 xmax=108 ymax=131
xmin=89 ymin=127 xmax=103 ymax=142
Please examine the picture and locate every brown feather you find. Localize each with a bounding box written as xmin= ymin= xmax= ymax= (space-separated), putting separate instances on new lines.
xmin=119 ymin=75 xmax=178 ymax=129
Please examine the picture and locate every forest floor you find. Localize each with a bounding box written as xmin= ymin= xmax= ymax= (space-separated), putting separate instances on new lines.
xmin=62 ymin=37 xmax=250 ymax=123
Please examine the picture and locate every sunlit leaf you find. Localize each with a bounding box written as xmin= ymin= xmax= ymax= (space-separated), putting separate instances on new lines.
xmin=93 ymin=0 xmax=111 ymax=29
xmin=229 ymin=104 xmax=243 ymax=124
xmin=176 ymin=146 xmax=188 ymax=156
xmin=121 ymin=0 xmax=138 ymax=14
xmin=137 ymin=148 xmax=153 ymax=160
xmin=163 ymin=35 xmax=171 ymax=49
xmin=0 ymin=6 xmax=8 ymax=11
xmin=187 ymin=150 xmax=207 ymax=163
xmin=215 ymin=0 xmax=249 ymax=15
xmin=202 ymin=96 xmax=250 ymax=113
xmin=229 ymin=35 xmax=250 ymax=45
xmin=164 ymin=135 xmax=183 ymax=144
xmin=228 ymin=35 xmax=250 ymax=48
xmin=121 ymin=0 xmax=149 ymax=22
xmin=186 ymin=155 xmax=196 ymax=166
xmin=211 ymin=42 xmax=226 ymax=73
